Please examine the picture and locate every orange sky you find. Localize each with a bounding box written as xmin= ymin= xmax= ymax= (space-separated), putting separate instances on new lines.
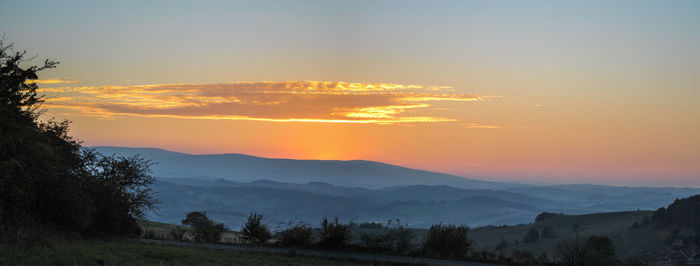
xmin=5 ymin=1 xmax=699 ymax=186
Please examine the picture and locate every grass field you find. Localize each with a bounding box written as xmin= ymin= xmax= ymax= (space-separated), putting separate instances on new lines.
xmin=0 ymin=239 xmax=375 ymax=266
xmin=468 ymin=211 xmax=665 ymax=258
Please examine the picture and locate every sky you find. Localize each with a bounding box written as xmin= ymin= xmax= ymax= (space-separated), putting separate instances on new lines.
xmin=1 ymin=0 xmax=699 ymax=186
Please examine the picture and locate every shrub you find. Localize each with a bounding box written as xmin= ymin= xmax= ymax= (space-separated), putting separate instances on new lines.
xmin=317 ymin=217 xmax=349 ymax=250
xmin=382 ymin=222 xmax=415 ymax=255
xmin=278 ymin=224 xmax=313 ymax=248
xmin=557 ymin=235 xmax=620 ymax=266
xmin=523 ymin=228 xmax=540 ymax=243
xmin=240 ymin=213 xmax=271 ymax=244
xmin=422 ymin=223 xmax=471 ymax=258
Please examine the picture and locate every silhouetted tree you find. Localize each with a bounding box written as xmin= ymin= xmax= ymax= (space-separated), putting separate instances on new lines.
xmin=317 ymin=216 xmax=349 ymax=250
xmin=240 ymin=212 xmax=271 ymax=244
xmin=0 ymin=37 xmax=157 ymax=243
xmin=422 ymin=223 xmax=471 ymax=258
xmin=181 ymin=211 xmax=225 ymax=242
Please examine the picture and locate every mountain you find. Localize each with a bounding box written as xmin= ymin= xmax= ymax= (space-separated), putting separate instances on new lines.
xmin=91 ymin=146 xmax=515 ymax=190
xmin=92 ymin=146 xmax=700 ymax=229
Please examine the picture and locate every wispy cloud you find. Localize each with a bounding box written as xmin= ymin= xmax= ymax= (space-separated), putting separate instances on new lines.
xmin=30 ymin=78 xmax=80 ymax=84
xmin=41 ymin=81 xmax=498 ymax=124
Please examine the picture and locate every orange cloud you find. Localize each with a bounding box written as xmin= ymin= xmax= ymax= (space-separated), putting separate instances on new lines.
xmin=30 ymin=78 xmax=79 ymax=84
xmin=41 ymin=81 xmax=497 ymax=124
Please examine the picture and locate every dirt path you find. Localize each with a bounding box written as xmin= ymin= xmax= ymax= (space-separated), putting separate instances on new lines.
xmin=139 ymin=239 xmax=503 ymax=266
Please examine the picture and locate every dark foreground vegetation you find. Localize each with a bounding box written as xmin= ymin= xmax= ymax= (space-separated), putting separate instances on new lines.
xmin=139 ymin=211 xmax=628 ymax=265
xmin=0 ymin=239 xmax=373 ymax=266
xmin=0 ymin=37 xmax=158 ymax=244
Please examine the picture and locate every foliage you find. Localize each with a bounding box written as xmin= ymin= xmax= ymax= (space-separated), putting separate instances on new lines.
xmin=359 ymin=219 xmax=415 ymax=255
xmin=317 ymin=217 xmax=350 ymax=250
xmin=651 ymin=194 xmax=700 ymax=229
xmin=181 ymin=211 xmax=225 ymax=242
xmin=422 ymin=223 xmax=471 ymax=258
xmin=381 ymin=221 xmax=415 ymax=255
xmin=557 ymin=235 xmax=620 ymax=266
xmin=523 ymin=228 xmax=540 ymax=243
xmin=0 ymin=37 xmax=158 ymax=243
xmin=278 ymin=224 xmax=313 ymax=248
xmin=240 ymin=212 xmax=271 ymax=244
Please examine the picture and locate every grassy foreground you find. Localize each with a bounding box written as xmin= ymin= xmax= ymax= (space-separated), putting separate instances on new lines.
xmin=0 ymin=239 xmax=371 ymax=266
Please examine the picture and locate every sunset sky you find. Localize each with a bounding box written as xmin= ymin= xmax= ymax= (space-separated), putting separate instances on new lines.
xmin=2 ymin=0 xmax=699 ymax=186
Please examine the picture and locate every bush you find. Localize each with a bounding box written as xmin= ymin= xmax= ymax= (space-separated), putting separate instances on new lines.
xmin=422 ymin=223 xmax=471 ymax=258
xmin=523 ymin=228 xmax=540 ymax=243
xmin=240 ymin=213 xmax=271 ymax=244
xmin=317 ymin=217 xmax=349 ymax=250
xmin=557 ymin=235 xmax=620 ymax=266
xmin=359 ymin=220 xmax=415 ymax=255
xmin=382 ymin=222 xmax=415 ymax=255
xmin=181 ymin=211 xmax=225 ymax=242
xmin=278 ymin=224 xmax=313 ymax=248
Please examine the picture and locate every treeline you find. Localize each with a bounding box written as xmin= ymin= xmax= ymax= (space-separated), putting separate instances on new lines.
xmin=144 ymin=211 xmax=626 ymax=266
xmin=0 ymin=39 xmax=158 ymax=244
xmin=651 ymin=194 xmax=700 ymax=229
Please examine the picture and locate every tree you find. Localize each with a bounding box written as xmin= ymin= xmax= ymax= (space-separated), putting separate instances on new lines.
xmin=317 ymin=216 xmax=350 ymax=250
xmin=523 ymin=228 xmax=540 ymax=243
xmin=583 ymin=236 xmax=620 ymax=266
xmin=181 ymin=211 xmax=225 ymax=242
xmin=422 ymin=223 xmax=471 ymax=258
xmin=0 ymin=37 xmax=158 ymax=243
xmin=240 ymin=212 xmax=271 ymax=244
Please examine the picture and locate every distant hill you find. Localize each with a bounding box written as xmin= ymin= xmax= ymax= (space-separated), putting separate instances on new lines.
xmin=91 ymin=146 xmax=514 ymax=190
xmin=91 ymin=146 xmax=700 ymax=229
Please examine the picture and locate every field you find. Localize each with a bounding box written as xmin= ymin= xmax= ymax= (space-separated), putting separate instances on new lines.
xmin=0 ymin=239 xmax=376 ymax=266
xmin=468 ymin=211 xmax=667 ymax=258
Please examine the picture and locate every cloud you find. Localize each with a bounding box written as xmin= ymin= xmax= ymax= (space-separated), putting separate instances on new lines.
xmin=30 ymin=78 xmax=79 ymax=84
xmin=41 ymin=81 xmax=497 ymax=124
